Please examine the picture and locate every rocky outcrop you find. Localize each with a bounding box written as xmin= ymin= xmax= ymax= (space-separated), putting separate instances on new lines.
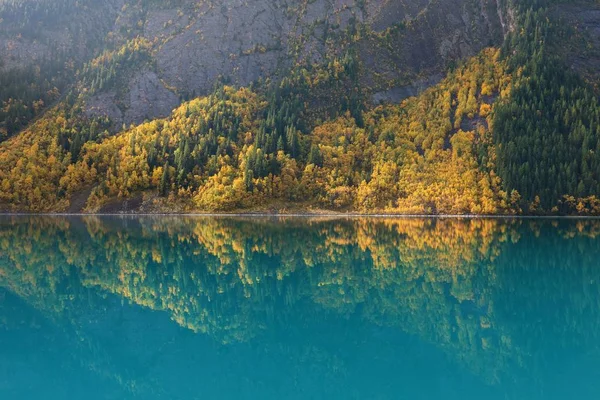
xmin=147 ymin=0 xmax=507 ymax=98
xmin=372 ymin=74 xmax=444 ymax=104
xmin=2 ymin=0 xmax=514 ymax=124
xmin=86 ymin=69 xmax=179 ymax=127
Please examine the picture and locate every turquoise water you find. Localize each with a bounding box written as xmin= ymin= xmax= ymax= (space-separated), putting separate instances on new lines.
xmin=1 ymin=216 xmax=600 ymax=399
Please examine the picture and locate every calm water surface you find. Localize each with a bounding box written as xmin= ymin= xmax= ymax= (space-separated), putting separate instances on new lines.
xmin=1 ymin=216 xmax=600 ymax=399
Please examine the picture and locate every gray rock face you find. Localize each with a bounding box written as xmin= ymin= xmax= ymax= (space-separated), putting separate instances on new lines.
xmin=1 ymin=0 xmax=514 ymax=127
xmin=86 ymin=70 xmax=179 ymax=127
xmin=365 ymin=0 xmax=431 ymax=31
xmin=151 ymin=0 xmax=373 ymax=97
xmin=125 ymin=70 xmax=180 ymax=126
xmin=145 ymin=0 xmax=508 ymax=109
xmin=85 ymin=92 xmax=123 ymax=124
xmin=372 ymin=74 xmax=444 ymax=105
xmin=154 ymin=0 xmax=288 ymax=97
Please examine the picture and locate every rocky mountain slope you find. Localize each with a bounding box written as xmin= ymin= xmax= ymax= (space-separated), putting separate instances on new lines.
xmin=2 ymin=0 xmax=510 ymax=128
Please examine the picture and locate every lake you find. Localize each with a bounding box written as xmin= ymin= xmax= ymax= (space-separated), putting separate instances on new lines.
xmin=1 ymin=216 xmax=600 ymax=399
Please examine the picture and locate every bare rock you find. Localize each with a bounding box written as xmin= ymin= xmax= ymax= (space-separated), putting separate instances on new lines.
xmin=85 ymin=91 xmax=123 ymax=124
xmin=85 ymin=70 xmax=179 ymax=127
xmin=124 ymin=70 xmax=179 ymax=126
xmin=372 ymin=74 xmax=444 ymax=104
xmin=2 ymin=0 xmax=514 ymax=129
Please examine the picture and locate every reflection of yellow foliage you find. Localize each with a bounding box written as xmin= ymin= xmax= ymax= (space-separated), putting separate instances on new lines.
xmin=2 ymin=217 xmax=600 ymax=381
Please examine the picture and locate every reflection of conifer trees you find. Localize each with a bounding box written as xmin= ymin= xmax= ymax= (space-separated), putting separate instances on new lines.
xmin=490 ymin=220 xmax=600 ymax=395
xmin=1 ymin=216 xmax=600 ymax=391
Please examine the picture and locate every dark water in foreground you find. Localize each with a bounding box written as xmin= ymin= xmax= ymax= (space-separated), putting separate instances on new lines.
xmin=1 ymin=216 xmax=600 ymax=399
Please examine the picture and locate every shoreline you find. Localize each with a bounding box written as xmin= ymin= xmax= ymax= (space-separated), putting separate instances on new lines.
xmin=1 ymin=212 xmax=599 ymax=219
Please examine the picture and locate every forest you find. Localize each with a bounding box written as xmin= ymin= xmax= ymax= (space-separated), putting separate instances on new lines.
xmin=0 ymin=0 xmax=599 ymax=214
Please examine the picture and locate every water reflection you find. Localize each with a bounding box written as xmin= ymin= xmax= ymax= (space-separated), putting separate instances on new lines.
xmin=0 ymin=217 xmax=600 ymax=399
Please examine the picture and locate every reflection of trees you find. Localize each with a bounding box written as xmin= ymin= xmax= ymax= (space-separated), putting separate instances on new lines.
xmin=1 ymin=216 xmax=600 ymax=393
xmin=490 ymin=220 xmax=600 ymax=395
